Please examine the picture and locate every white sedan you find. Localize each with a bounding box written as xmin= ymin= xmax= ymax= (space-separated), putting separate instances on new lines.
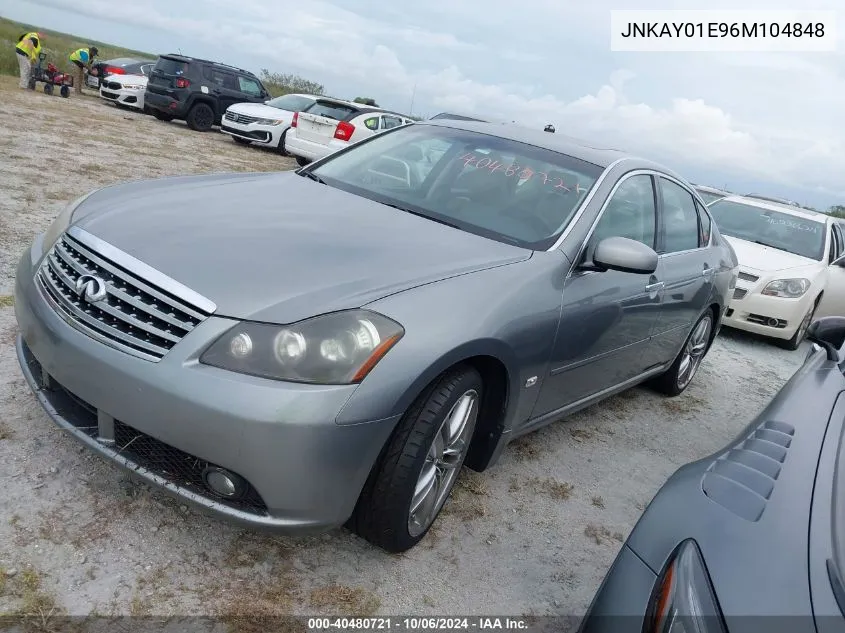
xmin=99 ymin=73 xmax=150 ymax=112
xmin=220 ymin=93 xmax=319 ymax=152
xmin=709 ymin=195 xmax=845 ymax=349
xmin=284 ymin=97 xmax=414 ymax=166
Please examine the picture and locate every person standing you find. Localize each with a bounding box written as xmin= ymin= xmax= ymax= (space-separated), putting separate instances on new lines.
xmin=15 ymin=31 xmax=43 ymax=89
xmin=68 ymin=46 xmax=98 ymax=95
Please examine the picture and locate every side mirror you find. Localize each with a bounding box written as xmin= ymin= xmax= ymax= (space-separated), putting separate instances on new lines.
xmin=589 ymin=237 xmax=658 ymax=275
xmin=807 ymin=317 xmax=845 ymax=362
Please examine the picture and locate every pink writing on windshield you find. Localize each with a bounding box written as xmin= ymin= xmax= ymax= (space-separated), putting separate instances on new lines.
xmin=456 ymin=153 xmax=587 ymax=193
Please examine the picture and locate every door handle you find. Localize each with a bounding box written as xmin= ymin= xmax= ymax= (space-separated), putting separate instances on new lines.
xmin=702 ymin=264 xmax=714 ymax=278
xmin=645 ymin=281 xmax=664 ymax=293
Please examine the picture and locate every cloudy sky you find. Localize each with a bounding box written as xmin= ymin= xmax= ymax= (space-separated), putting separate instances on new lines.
xmin=2 ymin=0 xmax=842 ymax=209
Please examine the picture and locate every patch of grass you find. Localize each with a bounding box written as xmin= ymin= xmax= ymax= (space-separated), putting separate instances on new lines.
xmin=455 ymin=469 xmax=488 ymax=496
xmin=441 ymin=481 xmax=487 ymax=522
xmin=524 ymin=477 xmax=574 ymax=500
xmin=0 ymin=295 xmax=14 ymax=308
xmin=660 ymin=394 xmax=707 ymax=415
xmin=0 ymin=422 xmax=12 ymax=440
xmin=591 ymin=496 xmax=605 ymax=509
xmin=569 ymin=428 xmax=594 ymax=442
xmin=585 ymin=523 xmax=624 ymax=545
xmin=510 ymin=437 xmax=543 ymax=461
xmin=7 ymin=566 xmax=63 ymax=627
xmin=309 ymin=585 xmax=381 ymax=616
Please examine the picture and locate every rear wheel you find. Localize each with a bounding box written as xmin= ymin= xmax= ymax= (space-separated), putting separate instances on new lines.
xmin=651 ymin=310 xmax=714 ymax=396
xmin=60 ymin=85 xmax=70 ymax=98
xmin=349 ymin=365 xmax=482 ymax=552
xmin=27 ymin=77 xmax=36 ymax=90
xmin=186 ymin=102 xmax=215 ymax=131
xmin=277 ymin=129 xmax=289 ymax=155
xmin=153 ymin=110 xmax=174 ymax=122
xmin=295 ymin=155 xmax=309 ymax=167
xmin=43 ymin=83 xmax=53 ymax=96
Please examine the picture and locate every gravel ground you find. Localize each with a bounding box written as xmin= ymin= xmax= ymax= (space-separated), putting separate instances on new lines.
xmin=0 ymin=75 xmax=806 ymax=624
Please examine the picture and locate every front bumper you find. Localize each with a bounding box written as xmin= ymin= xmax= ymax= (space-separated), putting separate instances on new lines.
xmin=13 ymin=246 xmax=400 ymax=533
xmin=722 ymin=290 xmax=811 ymax=340
xmin=220 ymin=122 xmax=281 ymax=146
xmin=100 ymin=86 xmax=145 ymax=110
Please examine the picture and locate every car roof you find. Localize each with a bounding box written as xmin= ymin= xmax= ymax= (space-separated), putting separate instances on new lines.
xmin=716 ymin=195 xmax=832 ymax=223
xmin=160 ymin=54 xmax=258 ymax=77
xmin=104 ymin=57 xmax=154 ymax=66
xmin=745 ymin=193 xmax=800 ymax=206
xmin=417 ymin=119 xmax=640 ymax=169
xmin=310 ymin=96 xmax=412 ymax=119
xmin=693 ymin=184 xmax=730 ymax=195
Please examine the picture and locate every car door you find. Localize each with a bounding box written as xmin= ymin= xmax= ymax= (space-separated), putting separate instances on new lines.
xmin=648 ymin=177 xmax=715 ymax=362
xmin=531 ymin=173 xmax=664 ymax=417
xmin=816 ymin=223 xmax=845 ymax=318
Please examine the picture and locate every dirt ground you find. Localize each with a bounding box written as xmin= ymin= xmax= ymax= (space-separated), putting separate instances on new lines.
xmin=0 ymin=75 xmax=806 ymax=624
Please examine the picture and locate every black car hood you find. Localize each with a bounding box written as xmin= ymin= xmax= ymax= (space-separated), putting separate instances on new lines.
xmin=72 ymin=172 xmax=530 ymax=323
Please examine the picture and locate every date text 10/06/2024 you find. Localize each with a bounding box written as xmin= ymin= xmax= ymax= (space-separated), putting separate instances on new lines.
xmin=307 ymin=617 xmax=530 ymax=631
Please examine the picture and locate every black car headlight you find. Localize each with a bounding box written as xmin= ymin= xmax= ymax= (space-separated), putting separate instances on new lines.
xmin=200 ymin=309 xmax=404 ymax=385
xmin=645 ymin=540 xmax=726 ymax=633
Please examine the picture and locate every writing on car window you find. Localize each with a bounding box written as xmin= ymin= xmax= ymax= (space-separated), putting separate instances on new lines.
xmin=456 ymin=153 xmax=589 ymax=193
xmin=764 ymin=215 xmax=820 ymax=232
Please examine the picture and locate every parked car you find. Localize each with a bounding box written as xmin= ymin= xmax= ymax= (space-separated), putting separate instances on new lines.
xmin=284 ymin=97 xmax=414 ymax=166
xmin=13 ymin=120 xmax=736 ymax=553
xmin=692 ymin=183 xmax=731 ymax=205
xmin=144 ymin=54 xmax=270 ymax=132
xmin=745 ymin=193 xmax=801 ymax=207
xmin=429 ymin=112 xmax=488 ymax=122
xmin=87 ymin=57 xmax=156 ymax=90
xmin=709 ymin=195 xmax=845 ymax=349
xmin=99 ymin=72 xmax=152 ymax=113
xmin=578 ymin=316 xmax=845 ymax=633
xmin=220 ymin=93 xmax=319 ymax=152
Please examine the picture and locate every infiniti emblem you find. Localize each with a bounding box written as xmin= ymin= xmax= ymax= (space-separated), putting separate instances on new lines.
xmin=75 ymin=274 xmax=108 ymax=303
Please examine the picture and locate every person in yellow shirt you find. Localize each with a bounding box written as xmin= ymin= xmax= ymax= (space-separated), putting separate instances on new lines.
xmin=68 ymin=46 xmax=98 ymax=94
xmin=15 ymin=31 xmax=43 ymax=90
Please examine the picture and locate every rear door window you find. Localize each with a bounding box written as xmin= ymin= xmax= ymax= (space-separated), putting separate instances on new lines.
xmin=305 ymin=101 xmax=359 ymax=121
xmin=381 ymin=115 xmax=404 ymax=130
xmin=695 ymin=200 xmax=712 ymax=246
xmin=660 ymin=178 xmax=701 ymax=253
xmin=363 ymin=116 xmax=380 ymax=131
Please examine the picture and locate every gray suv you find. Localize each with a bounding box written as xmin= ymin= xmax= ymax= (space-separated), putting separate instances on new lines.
xmin=14 ymin=120 xmax=737 ymax=552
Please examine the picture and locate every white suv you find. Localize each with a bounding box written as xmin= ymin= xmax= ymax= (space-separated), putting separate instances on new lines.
xmin=220 ymin=93 xmax=319 ymax=152
xmin=709 ymin=195 xmax=845 ymax=349
xmin=284 ymin=98 xmax=414 ymax=166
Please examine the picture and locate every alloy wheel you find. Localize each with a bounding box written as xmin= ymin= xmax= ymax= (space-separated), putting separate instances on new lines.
xmin=407 ymin=389 xmax=478 ymax=537
xmin=676 ymin=315 xmax=712 ymax=390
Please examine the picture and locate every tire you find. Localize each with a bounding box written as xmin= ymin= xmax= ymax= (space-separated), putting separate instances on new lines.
xmin=60 ymin=85 xmax=70 ymax=98
xmin=27 ymin=77 xmax=36 ymax=90
xmin=277 ymin=129 xmax=289 ymax=155
xmin=232 ymin=136 xmax=251 ymax=145
xmin=186 ymin=102 xmax=215 ymax=132
xmin=349 ymin=365 xmax=483 ymax=552
xmin=295 ymin=155 xmax=309 ymax=167
xmin=153 ymin=110 xmax=174 ymax=122
xmin=777 ymin=299 xmax=818 ymax=351
xmin=43 ymin=83 xmax=53 ymax=96
xmin=650 ymin=310 xmax=714 ymax=396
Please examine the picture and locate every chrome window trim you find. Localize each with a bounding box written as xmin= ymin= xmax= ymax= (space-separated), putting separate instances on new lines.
xmin=545 ymin=157 xmax=631 ymax=252
xmin=65 ymin=225 xmax=217 ymax=314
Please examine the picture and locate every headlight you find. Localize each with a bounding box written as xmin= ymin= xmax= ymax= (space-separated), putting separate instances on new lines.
xmin=254 ymin=118 xmax=285 ymax=126
xmin=645 ymin=540 xmax=726 ymax=633
xmin=761 ymin=278 xmax=810 ymax=298
xmin=200 ymin=309 xmax=404 ymax=384
xmin=41 ymin=191 xmax=97 ymax=257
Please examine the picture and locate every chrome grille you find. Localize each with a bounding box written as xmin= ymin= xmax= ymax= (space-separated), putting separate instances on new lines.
xmin=224 ymin=111 xmax=258 ymax=124
xmin=733 ymin=288 xmax=747 ymax=300
xmin=738 ymin=271 xmax=759 ymax=283
xmin=36 ymin=229 xmax=213 ymax=362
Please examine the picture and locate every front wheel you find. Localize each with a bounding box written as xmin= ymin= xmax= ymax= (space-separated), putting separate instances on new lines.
xmin=60 ymin=85 xmax=70 ymax=98
xmin=295 ymin=155 xmax=309 ymax=167
xmin=43 ymin=83 xmax=53 ymax=96
xmin=186 ymin=102 xmax=215 ymax=131
xmin=651 ymin=311 xmax=714 ymax=396
xmin=349 ymin=365 xmax=483 ymax=552
xmin=277 ymin=129 xmax=289 ymax=155
xmin=777 ymin=300 xmax=817 ymax=351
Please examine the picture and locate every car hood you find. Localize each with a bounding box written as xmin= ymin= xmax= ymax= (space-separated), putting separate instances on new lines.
xmin=71 ymin=172 xmax=531 ymax=323
xmin=227 ymin=102 xmax=294 ymax=121
xmin=723 ymin=235 xmax=821 ymax=274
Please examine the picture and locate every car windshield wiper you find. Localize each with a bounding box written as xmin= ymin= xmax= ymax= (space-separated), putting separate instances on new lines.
xmin=380 ymin=203 xmax=462 ymax=230
xmin=754 ymin=239 xmax=782 ymax=250
xmin=299 ymin=171 xmax=325 ymax=184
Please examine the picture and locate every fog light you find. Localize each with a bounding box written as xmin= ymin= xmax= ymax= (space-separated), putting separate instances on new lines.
xmin=202 ymin=467 xmax=247 ymax=499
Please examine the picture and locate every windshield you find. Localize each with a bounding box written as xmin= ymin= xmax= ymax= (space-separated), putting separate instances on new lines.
xmin=708 ymin=199 xmax=826 ymax=260
xmin=309 ymin=124 xmax=604 ymax=249
xmin=696 ymin=190 xmax=725 ymax=204
xmin=267 ymin=94 xmax=315 ymax=112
